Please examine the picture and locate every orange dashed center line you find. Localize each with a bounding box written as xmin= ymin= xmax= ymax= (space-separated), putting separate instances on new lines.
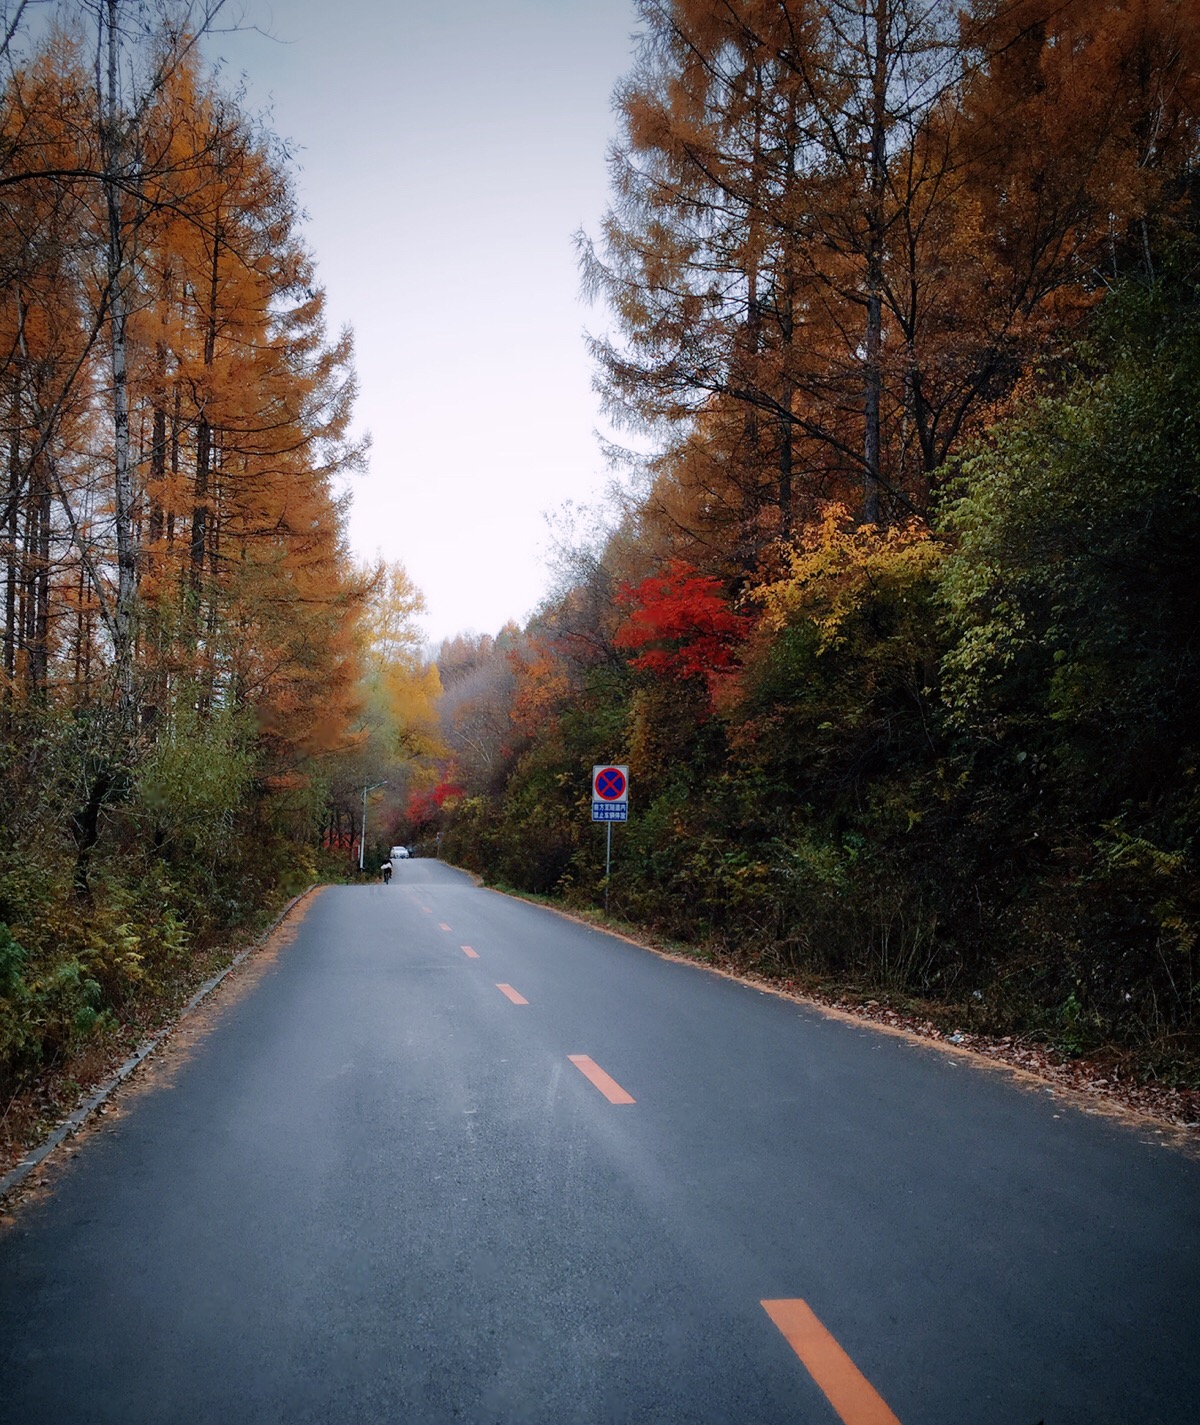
xmin=761 ymin=1300 xmax=901 ymax=1425
xmin=421 ymin=906 xmax=432 ymax=914
xmin=460 ymin=945 xmax=479 ymax=959
xmin=438 ymin=922 xmax=451 ymax=932
xmin=567 ymin=1055 xmax=635 ymax=1104
xmin=496 ymin=983 xmax=528 ymax=1005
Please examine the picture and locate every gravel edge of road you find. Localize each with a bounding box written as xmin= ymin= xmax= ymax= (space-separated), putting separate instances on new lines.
xmin=0 ymin=886 xmax=319 ymax=1206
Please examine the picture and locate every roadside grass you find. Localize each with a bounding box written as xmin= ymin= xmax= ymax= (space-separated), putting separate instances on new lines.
xmin=0 ymin=875 xmax=324 ymax=1186
xmin=1 ymin=937 xmax=235 ymax=1182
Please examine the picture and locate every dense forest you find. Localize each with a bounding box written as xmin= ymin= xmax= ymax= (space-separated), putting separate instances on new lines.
xmin=425 ymin=0 xmax=1200 ymax=1075
xmin=0 ymin=2 xmax=441 ymax=1109
xmin=2 ymin=0 xmax=1199 ymax=1120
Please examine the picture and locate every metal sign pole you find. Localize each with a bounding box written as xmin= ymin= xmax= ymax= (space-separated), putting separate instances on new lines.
xmin=359 ymin=779 xmax=388 ymax=873
xmin=592 ymin=764 xmax=628 ymax=915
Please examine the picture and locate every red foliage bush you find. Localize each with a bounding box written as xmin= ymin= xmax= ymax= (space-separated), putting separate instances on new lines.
xmin=615 ymin=562 xmax=751 ymax=683
xmin=406 ymin=780 xmax=463 ymax=830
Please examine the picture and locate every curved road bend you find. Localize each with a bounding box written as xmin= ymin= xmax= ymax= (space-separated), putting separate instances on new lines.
xmin=1 ymin=860 xmax=1197 ymax=1424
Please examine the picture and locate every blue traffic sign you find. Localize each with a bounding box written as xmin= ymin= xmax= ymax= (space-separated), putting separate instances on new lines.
xmin=592 ymin=764 xmax=630 ymax=822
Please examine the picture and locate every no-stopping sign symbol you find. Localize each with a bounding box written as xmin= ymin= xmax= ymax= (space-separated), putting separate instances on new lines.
xmin=594 ymin=767 xmax=626 ymax=801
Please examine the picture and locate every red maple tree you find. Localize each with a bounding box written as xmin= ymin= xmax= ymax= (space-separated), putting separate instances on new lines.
xmin=615 ymin=562 xmax=751 ymax=684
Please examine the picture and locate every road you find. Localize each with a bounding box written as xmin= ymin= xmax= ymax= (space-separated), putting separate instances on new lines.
xmin=1 ymin=860 xmax=1198 ymax=1424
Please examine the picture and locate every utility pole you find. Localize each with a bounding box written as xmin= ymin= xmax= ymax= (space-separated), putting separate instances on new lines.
xmin=359 ymin=781 xmax=388 ymax=872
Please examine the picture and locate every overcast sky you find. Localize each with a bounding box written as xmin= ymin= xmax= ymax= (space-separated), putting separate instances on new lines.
xmin=204 ymin=0 xmax=639 ymax=646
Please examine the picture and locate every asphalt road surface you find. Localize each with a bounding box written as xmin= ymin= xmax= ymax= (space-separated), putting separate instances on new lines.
xmin=1 ymin=861 xmax=1198 ymax=1424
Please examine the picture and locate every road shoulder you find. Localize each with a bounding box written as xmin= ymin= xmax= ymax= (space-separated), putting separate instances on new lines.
xmin=477 ymin=879 xmax=1200 ymax=1156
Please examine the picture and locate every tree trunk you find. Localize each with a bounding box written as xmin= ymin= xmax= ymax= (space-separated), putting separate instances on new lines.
xmin=862 ymin=0 xmax=889 ymax=527
xmin=72 ymin=766 xmax=114 ymax=900
xmin=104 ymin=0 xmax=137 ymax=714
xmin=144 ymin=385 xmax=168 ymax=731
xmin=168 ymin=382 xmax=180 ymax=552
xmin=736 ymin=71 xmax=768 ymax=566
xmin=19 ymin=477 xmax=36 ymax=671
xmin=777 ymin=259 xmax=796 ymax=535
xmin=190 ymin=415 xmax=210 ymax=589
xmin=29 ymin=457 xmax=50 ymax=695
xmin=3 ymin=374 xmax=18 ymax=693
xmin=148 ymin=383 xmax=166 ymax=551
xmin=190 ymin=215 xmax=221 ymax=645
xmin=73 ymin=558 xmax=86 ymax=694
